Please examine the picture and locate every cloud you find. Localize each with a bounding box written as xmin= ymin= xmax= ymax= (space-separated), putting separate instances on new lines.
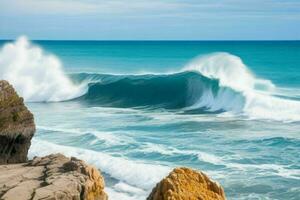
xmin=0 ymin=0 xmax=186 ymax=16
xmin=0 ymin=0 xmax=299 ymax=40
xmin=1 ymin=0 xmax=299 ymax=17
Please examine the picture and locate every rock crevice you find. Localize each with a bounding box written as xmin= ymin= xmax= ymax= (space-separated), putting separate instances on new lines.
xmin=0 ymin=154 xmax=108 ymax=200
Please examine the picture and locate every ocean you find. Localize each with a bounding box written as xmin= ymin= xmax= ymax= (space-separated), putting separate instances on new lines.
xmin=0 ymin=37 xmax=299 ymax=199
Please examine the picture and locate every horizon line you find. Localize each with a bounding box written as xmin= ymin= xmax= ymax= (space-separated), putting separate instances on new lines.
xmin=0 ymin=38 xmax=300 ymax=42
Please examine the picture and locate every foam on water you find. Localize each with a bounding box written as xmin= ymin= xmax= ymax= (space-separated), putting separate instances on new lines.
xmin=37 ymin=126 xmax=125 ymax=146
xmin=137 ymin=143 xmax=300 ymax=180
xmin=185 ymin=53 xmax=275 ymax=92
xmin=2 ymin=37 xmax=300 ymax=121
xmin=0 ymin=36 xmax=86 ymax=102
xmin=11 ymin=38 xmax=298 ymax=200
xmin=185 ymin=53 xmax=300 ymax=121
xmin=29 ymin=139 xmax=171 ymax=200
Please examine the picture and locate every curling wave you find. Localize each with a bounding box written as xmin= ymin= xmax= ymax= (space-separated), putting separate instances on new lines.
xmin=71 ymin=72 xmax=245 ymax=113
xmin=72 ymin=53 xmax=300 ymax=121
xmin=2 ymin=37 xmax=300 ymax=121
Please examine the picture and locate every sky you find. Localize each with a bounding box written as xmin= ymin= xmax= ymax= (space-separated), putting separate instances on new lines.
xmin=0 ymin=0 xmax=300 ymax=40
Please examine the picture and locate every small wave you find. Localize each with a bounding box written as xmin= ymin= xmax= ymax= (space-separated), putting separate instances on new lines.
xmin=29 ymin=139 xmax=171 ymax=191
xmin=37 ymin=126 xmax=126 ymax=146
xmin=137 ymin=143 xmax=300 ymax=180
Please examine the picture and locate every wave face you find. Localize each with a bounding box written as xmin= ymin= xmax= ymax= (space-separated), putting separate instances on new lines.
xmin=72 ymin=72 xmax=245 ymax=113
xmin=2 ymin=37 xmax=300 ymax=121
xmin=0 ymin=37 xmax=85 ymax=102
xmin=72 ymin=53 xmax=300 ymax=121
xmin=184 ymin=53 xmax=300 ymax=121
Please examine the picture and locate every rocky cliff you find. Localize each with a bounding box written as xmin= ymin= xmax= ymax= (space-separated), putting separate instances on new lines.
xmin=147 ymin=167 xmax=226 ymax=200
xmin=0 ymin=153 xmax=107 ymax=200
xmin=0 ymin=80 xmax=35 ymax=164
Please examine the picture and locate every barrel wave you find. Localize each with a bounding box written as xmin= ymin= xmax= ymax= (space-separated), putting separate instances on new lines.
xmin=71 ymin=72 xmax=244 ymax=113
xmin=70 ymin=53 xmax=300 ymax=121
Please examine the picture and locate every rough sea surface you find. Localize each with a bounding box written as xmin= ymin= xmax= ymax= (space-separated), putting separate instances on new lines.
xmin=0 ymin=38 xmax=300 ymax=199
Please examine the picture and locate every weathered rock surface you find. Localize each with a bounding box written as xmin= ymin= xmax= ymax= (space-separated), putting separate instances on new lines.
xmin=0 ymin=153 xmax=108 ymax=200
xmin=147 ymin=167 xmax=226 ymax=200
xmin=0 ymin=80 xmax=35 ymax=164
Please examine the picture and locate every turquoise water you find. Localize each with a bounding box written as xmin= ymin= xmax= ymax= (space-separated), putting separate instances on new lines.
xmin=0 ymin=38 xmax=300 ymax=199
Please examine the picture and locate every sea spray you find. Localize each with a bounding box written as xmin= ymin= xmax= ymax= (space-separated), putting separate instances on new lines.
xmin=184 ymin=53 xmax=300 ymax=121
xmin=18 ymin=40 xmax=300 ymax=200
xmin=0 ymin=36 xmax=86 ymax=102
xmin=2 ymin=37 xmax=300 ymax=121
xmin=184 ymin=53 xmax=275 ymax=92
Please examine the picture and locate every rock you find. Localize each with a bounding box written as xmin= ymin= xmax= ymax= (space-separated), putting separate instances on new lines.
xmin=147 ymin=167 xmax=226 ymax=200
xmin=0 ymin=81 xmax=108 ymax=199
xmin=0 ymin=153 xmax=108 ymax=200
xmin=0 ymin=80 xmax=35 ymax=164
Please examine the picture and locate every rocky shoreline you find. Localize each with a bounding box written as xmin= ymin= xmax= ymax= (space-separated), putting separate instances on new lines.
xmin=0 ymin=80 xmax=226 ymax=200
xmin=0 ymin=154 xmax=107 ymax=200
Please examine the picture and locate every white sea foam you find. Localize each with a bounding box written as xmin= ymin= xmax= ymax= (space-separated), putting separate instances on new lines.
xmin=37 ymin=125 xmax=129 ymax=146
xmin=185 ymin=53 xmax=275 ymax=92
xmin=185 ymin=53 xmax=300 ymax=121
xmin=2 ymin=37 xmax=300 ymax=121
xmin=0 ymin=36 xmax=86 ymax=102
xmin=138 ymin=143 xmax=300 ymax=180
xmin=105 ymin=187 xmax=145 ymax=200
xmin=113 ymin=182 xmax=146 ymax=196
xmin=29 ymin=138 xmax=171 ymax=200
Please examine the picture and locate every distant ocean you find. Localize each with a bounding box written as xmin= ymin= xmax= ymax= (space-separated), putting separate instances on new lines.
xmin=0 ymin=37 xmax=300 ymax=200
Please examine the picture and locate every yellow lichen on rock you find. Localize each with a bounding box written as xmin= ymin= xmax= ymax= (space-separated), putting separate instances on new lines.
xmin=65 ymin=156 xmax=107 ymax=200
xmin=147 ymin=167 xmax=226 ymax=200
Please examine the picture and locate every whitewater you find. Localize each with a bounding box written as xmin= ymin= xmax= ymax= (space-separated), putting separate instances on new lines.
xmin=1 ymin=37 xmax=300 ymax=199
xmin=1 ymin=37 xmax=300 ymax=122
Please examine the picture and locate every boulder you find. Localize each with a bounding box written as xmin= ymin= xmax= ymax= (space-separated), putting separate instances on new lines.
xmin=0 ymin=153 xmax=108 ymax=200
xmin=147 ymin=167 xmax=226 ymax=200
xmin=0 ymin=80 xmax=35 ymax=164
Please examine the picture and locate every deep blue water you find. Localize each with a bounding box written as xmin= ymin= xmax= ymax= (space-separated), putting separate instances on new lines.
xmin=0 ymin=39 xmax=300 ymax=199
xmin=32 ymin=40 xmax=300 ymax=87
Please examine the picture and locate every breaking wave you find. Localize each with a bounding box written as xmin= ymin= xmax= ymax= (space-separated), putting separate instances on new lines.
xmin=0 ymin=36 xmax=86 ymax=102
xmin=2 ymin=37 xmax=300 ymax=121
xmin=72 ymin=53 xmax=300 ymax=121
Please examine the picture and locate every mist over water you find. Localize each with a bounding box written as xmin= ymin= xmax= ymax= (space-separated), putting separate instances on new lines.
xmin=1 ymin=37 xmax=300 ymax=199
xmin=0 ymin=36 xmax=85 ymax=102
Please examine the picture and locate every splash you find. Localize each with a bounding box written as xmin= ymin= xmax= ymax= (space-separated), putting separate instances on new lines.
xmin=185 ymin=53 xmax=300 ymax=121
xmin=1 ymin=37 xmax=300 ymax=121
xmin=0 ymin=36 xmax=86 ymax=102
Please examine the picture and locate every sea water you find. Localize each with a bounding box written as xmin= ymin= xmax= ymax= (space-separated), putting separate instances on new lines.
xmin=0 ymin=37 xmax=299 ymax=199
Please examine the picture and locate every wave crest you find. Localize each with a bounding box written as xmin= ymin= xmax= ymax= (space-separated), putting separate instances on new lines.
xmin=0 ymin=36 xmax=86 ymax=102
xmin=73 ymin=53 xmax=300 ymax=121
xmin=185 ymin=52 xmax=275 ymax=92
xmin=73 ymin=72 xmax=245 ymax=113
xmin=185 ymin=53 xmax=300 ymax=121
xmin=2 ymin=37 xmax=300 ymax=121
